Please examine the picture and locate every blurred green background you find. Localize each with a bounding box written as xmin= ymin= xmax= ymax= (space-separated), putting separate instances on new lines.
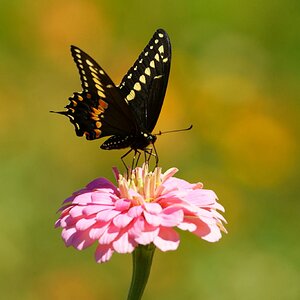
xmin=1 ymin=0 xmax=299 ymax=299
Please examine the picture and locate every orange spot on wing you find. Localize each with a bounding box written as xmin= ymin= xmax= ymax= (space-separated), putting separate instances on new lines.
xmin=94 ymin=129 xmax=101 ymax=138
xmin=99 ymin=99 xmax=108 ymax=109
xmin=91 ymin=107 xmax=103 ymax=115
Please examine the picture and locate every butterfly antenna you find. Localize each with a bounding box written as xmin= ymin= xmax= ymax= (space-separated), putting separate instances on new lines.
xmin=155 ymin=124 xmax=193 ymax=136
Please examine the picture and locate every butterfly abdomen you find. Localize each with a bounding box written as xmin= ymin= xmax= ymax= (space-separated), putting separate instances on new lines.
xmin=100 ymin=132 xmax=156 ymax=150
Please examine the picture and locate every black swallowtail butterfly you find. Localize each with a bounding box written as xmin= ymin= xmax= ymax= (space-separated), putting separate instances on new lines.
xmin=52 ymin=29 xmax=171 ymax=167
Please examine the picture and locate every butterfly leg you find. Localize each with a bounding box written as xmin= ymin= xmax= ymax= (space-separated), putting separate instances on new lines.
xmin=143 ymin=148 xmax=151 ymax=165
xmin=143 ymin=144 xmax=158 ymax=169
xmin=121 ymin=148 xmax=134 ymax=174
xmin=132 ymin=150 xmax=142 ymax=170
xmin=152 ymin=143 xmax=159 ymax=168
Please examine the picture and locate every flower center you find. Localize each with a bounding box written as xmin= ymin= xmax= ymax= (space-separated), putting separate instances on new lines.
xmin=118 ymin=164 xmax=162 ymax=203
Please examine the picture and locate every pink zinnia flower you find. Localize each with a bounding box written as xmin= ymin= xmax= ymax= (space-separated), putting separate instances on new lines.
xmin=55 ymin=164 xmax=227 ymax=263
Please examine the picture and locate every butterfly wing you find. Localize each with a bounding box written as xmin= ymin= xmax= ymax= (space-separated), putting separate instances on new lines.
xmin=54 ymin=46 xmax=137 ymax=140
xmin=118 ymin=28 xmax=171 ymax=132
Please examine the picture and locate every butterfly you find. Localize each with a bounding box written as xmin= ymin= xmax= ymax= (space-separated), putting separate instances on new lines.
xmin=52 ymin=28 xmax=171 ymax=167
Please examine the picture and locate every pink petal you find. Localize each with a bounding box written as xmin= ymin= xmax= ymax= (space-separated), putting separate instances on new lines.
xmin=99 ymin=225 xmax=120 ymax=244
xmin=185 ymin=189 xmax=218 ymax=206
xmin=144 ymin=202 xmax=162 ymax=214
xmin=63 ymin=195 xmax=76 ymax=204
xmin=214 ymin=202 xmax=225 ymax=212
xmin=161 ymin=168 xmax=178 ymax=183
xmin=113 ymin=231 xmax=136 ymax=253
xmin=200 ymin=225 xmax=222 ymax=242
xmin=86 ymin=178 xmax=117 ymax=192
xmin=91 ymin=192 xmax=116 ymax=204
xmin=57 ymin=214 xmax=76 ymax=228
xmin=112 ymin=166 xmax=120 ymax=181
xmin=143 ymin=211 xmax=162 ymax=226
xmin=128 ymin=206 xmax=143 ymax=218
xmin=76 ymin=218 xmax=96 ymax=231
xmin=72 ymin=192 xmax=93 ymax=204
xmin=162 ymin=177 xmax=194 ymax=191
xmin=114 ymin=199 xmax=131 ymax=211
xmin=62 ymin=227 xmax=77 ymax=246
xmin=89 ymin=223 xmax=110 ymax=239
xmin=189 ymin=218 xmax=213 ymax=238
xmin=69 ymin=205 xmax=86 ymax=218
xmin=113 ymin=213 xmax=133 ymax=228
xmin=160 ymin=207 xmax=184 ymax=227
xmin=82 ymin=205 xmax=103 ymax=215
xmin=71 ymin=231 xmax=95 ymax=250
xmin=95 ymin=244 xmax=114 ymax=263
xmin=134 ymin=227 xmax=159 ymax=245
xmin=177 ymin=221 xmax=197 ymax=232
xmin=96 ymin=209 xmax=120 ymax=222
xmin=154 ymin=227 xmax=180 ymax=251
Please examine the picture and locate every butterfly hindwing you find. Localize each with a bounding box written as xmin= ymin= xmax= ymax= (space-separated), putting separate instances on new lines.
xmin=59 ymin=46 xmax=137 ymax=140
xmin=118 ymin=28 xmax=171 ymax=132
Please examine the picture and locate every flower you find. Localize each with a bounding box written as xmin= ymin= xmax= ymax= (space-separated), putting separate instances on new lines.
xmin=55 ymin=164 xmax=227 ymax=263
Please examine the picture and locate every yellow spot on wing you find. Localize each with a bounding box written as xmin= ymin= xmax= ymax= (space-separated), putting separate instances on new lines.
xmin=97 ymin=90 xmax=106 ymax=98
xmin=150 ymin=60 xmax=155 ymax=68
xmin=93 ymin=77 xmax=101 ymax=85
xmin=139 ymin=75 xmax=146 ymax=84
xmin=145 ymin=67 xmax=151 ymax=76
xmin=133 ymin=82 xmax=142 ymax=91
xmin=158 ymin=45 xmax=164 ymax=54
xmin=89 ymin=66 xmax=97 ymax=73
xmin=154 ymin=54 xmax=160 ymax=61
xmin=86 ymin=59 xmax=93 ymax=66
xmin=96 ymin=84 xmax=104 ymax=92
xmin=91 ymin=72 xmax=99 ymax=79
xmin=126 ymin=90 xmax=135 ymax=101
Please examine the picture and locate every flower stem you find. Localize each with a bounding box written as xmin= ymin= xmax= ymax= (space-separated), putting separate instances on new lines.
xmin=127 ymin=244 xmax=156 ymax=300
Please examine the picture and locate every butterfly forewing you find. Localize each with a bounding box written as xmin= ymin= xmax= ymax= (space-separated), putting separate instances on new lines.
xmin=118 ymin=28 xmax=171 ymax=132
xmin=60 ymin=46 xmax=136 ymax=140
xmin=53 ymin=29 xmax=172 ymax=155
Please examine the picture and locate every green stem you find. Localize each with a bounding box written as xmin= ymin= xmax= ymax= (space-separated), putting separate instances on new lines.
xmin=127 ymin=244 xmax=156 ymax=300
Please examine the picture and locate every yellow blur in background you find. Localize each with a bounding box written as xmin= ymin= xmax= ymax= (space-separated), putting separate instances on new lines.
xmin=1 ymin=0 xmax=299 ymax=299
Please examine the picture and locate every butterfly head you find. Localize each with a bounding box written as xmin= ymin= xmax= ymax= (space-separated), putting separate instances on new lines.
xmin=130 ymin=131 xmax=156 ymax=150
